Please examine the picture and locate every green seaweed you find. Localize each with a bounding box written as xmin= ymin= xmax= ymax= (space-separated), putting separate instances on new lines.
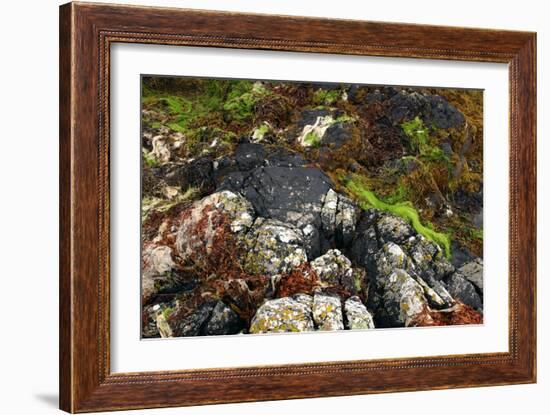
xmin=345 ymin=176 xmax=452 ymax=258
xmin=401 ymin=117 xmax=450 ymax=164
xmin=402 ymin=116 xmax=429 ymax=154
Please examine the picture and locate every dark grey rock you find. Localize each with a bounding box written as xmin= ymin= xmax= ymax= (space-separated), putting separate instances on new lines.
xmin=164 ymin=156 xmax=214 ymax=190
xmin=234 ymin=143 xmax=267 ymax=171
xmin=348 ymin=209 xmax=381 ymax=273
xmin=365 ymin=91 xmax=387 ymax=104
xmin=457 ymin=258 xmax=483 ymax=293
xmin=322 ymin=122 xmax=353 ymax=148
xmin=297 ymin=109 xmax=331 ymax=129
xmin=444 ymin=273 xmax=483 ymax=311
xmin=171 ymin=301 xmax=216 ymax=337
xmin=450 ymin=241 xmax=477 ymax=268
xmin=241 ymin=165 xmax=331 ymax=212
xmin=387 ymin=91 xmax=465 ymax=130
xmin=202 ymin=301 xmax=245 ymax=335
xmin=423 ymin=95 xmax=465 ymax=129
xmin=265 ymin=147 xmax=308 ymax=167
xmin=236 ymin=165 xmax=333 ymax=258
xmin=387 ymin=91 xmax=427 ymax=124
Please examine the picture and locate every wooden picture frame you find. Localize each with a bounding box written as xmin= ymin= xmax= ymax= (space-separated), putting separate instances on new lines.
xmin=59 ymin=2 xmax=536 ymax=412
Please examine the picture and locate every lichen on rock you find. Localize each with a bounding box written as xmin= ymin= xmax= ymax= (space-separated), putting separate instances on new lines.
xmin=312 ymin=292 xmax=344 ymax=331
xmin=249 ymin=296 xmax=315 ymax=333
xmin=344 ymin=296 xmax=375 ymax=330
xmin=379 ymin=269 xmax=428 ymax=327
xmin=242 ymin=218 xmax=308 ymax=276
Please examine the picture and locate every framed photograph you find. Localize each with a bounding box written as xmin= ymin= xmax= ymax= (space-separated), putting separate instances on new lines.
xmin=59 ymin=2 xmax=536 ymax=412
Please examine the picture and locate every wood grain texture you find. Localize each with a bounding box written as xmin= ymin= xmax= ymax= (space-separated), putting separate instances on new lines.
xmin=59 ymin=2 xmax=537 ymax=412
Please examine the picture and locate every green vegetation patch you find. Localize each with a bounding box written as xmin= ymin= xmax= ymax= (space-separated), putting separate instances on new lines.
xmin=313 ymin=88 xmax=341 ymax=106
xmin=303 ymin=131 xmax=321 ymax=147
xmin=345 ymin=176 xmax=452 ymax=258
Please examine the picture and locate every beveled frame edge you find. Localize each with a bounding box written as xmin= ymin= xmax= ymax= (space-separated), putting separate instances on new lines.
xmin=59 ymin=2 xmax=536 ymax=413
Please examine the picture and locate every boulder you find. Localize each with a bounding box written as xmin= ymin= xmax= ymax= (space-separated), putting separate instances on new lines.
xmin=141 ymin=245 xmax=179 ymax=303
xmin=297 ymin=109 xmax=331 ymax=129
xmin=457 ymin=258 xmax=483 ymax=293
xmin=242 ymin=218 xmax=307 ymax=276
xmin=378 ymin=269 xmax=428 ymax=327
xmin=387 ymin=91 xmax=427 ymax=124
xmin=312 ymin=292 xmax=344 ymax=331
xmin=170 ymin=301 xmax=216 ymax=337
xmin=344 ymin=296 xmax=375 ymax=330
xmin=249 ymin=296 xmax=315 ymax=333
xmin=202 ymin=301 xmax=245 ymax=336
xmin=310 ymin=249 xmax=353 ymax=285
xmin=236 ymin=164 xmax=333 ymax=257
xmin=350 ymin=212 xmax=457 ymax=312
xmin=310 ymin=248 xmax=363 ymax=295
xmin=350 ymin=211 xmax=416 ymax=273
xmin=387 ymin=90 xmax=465 ymax=129
xmin=376 ymin=214 xmax=415 ymax=246
xmin=215 ymin=144 xmax=360 ymax=258
xmin=416 ymin=270 xmax=454 ymax=308
xmin=348 ymin=209 xmax=381 ymax=273
xmin=321 ymin=122 xmax=354 ymax=148
xmin=175 ymin=190 xmax=254 ymax=261
xmin=423 ymin=95 xmax=465 ymax=129
xmin=444 ymin=273 xmax=483 ymax=312
xmin=374 ymin=242 xmax=415 ymax=277
xmin=234 ymin=142 xmax=267 ymax=171
xmin=295 ymin=108 xmax=354 ymax=149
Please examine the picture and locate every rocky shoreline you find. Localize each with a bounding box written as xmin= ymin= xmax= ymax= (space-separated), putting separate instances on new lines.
xmin=141 ymin=79 xmax=483 ymax=338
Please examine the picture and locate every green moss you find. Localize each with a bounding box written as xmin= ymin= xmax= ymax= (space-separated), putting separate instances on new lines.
xmin=313 ymin=89 xmax=340 ymax=106
xmin=345 ymin=176 xmax=452 ymax=258
xmin=335 ymin=114 xmax=355 ymax=123
xmin=401 ymin=116 xmax=450 ymax=164
xmin=254 ymin=123 xmax=270 ymax=138
xmin=143 ymin=151 xmax=159 ymax=168
xmin=469 ymin=228 xmax=483 ymax=240
xmin=303 ymin=131 xmax=321 ymax=147
xmin=223 ymin=92 xmax=256 ymax=120
xmin=402 ymin=116 xmax=428 ymax=151
xmin=160 ymin=96 xmax=192 ymax=114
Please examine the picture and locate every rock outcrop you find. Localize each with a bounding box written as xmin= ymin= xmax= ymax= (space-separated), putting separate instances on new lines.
xmin=249 ymin=296 xmax=315 ymax=334
xmin=242 ymin=218 xmax=308 ymax=275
